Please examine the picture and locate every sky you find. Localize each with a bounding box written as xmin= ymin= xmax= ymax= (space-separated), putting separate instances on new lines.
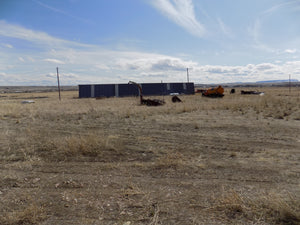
xmin=0 ymin=0 xmax=300 ymax=85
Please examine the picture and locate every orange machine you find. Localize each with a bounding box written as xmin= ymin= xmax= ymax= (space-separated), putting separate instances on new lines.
xmin=202 ymin=85 xmax=224 ymax=98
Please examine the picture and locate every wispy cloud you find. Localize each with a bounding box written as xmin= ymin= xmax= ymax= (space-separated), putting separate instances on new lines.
xmin=2 ymin=43 xmax=13 ymax=48
xmin=44 ymin=58 xmax=65 ymax=64
xmin=248 ymin=18 xmax=276 ymax=53
xmin=0 ymin=72 xmax=6 ymax=77
xmin=0 ymin=20 xmax=65 ymax=47
xmin=151 ymin=0 xmax=205 ymax=37
xmin=249 ymin=0 xmax=300 ymax=53
xmin=0 ymin=20 xmax=92 ymax=49
xmin=285 ymin=49 xmax=297 ymax=54
xmin=263 ymin=0 xmax=300 ymax=15
xmin=217 ymin=18 xmax=234 ymax=38
xmin=0 ymin=21 xmax=195 ymax=84
xmin=0 ymin=21 xmax=299 ymax=85
xmin=18 ymin=57 xmax=25 ymax=62
xmin=31 ymin=0 xmax=92 ymax=24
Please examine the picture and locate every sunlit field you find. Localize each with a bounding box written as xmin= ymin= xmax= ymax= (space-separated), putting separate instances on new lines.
xmin=0 ymin=87 xmax=299 ymax=224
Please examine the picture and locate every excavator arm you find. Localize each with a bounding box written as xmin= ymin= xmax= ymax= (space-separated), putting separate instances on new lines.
xmin=128 ymin=81 xmax=143 ymax=104
xmin=128 ymin=81 xmax=165 ymax=106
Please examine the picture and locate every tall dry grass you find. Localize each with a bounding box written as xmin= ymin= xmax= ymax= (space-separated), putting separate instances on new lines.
xmin=0 ymin=88 xmax=299 ymax=224
xmin=2 ymin=87 xmax=299 ymax=120
xmin=1 ymin=88 xmax=299 ymax=163
xmin=1 ymin=88 xmax=299 ymax=164
xmin=210 ymin=190 xmax=300 ymax=224
xmin=0 ymin=204 xmax=46 ymax=225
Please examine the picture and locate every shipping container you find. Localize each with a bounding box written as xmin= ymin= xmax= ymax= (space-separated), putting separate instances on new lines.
xmin=78 ymin=82 xmax=194 ymax=98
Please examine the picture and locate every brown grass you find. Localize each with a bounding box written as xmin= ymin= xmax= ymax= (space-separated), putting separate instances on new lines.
xmin=210 ymin=190 xmax=300 ymax=224
xmin=0 ymin=202 xmax=46 ymax=225
xmin=0 ymin=87 xmax=299 ymax=224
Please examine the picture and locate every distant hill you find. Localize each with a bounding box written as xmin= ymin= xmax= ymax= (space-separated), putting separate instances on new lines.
xmin=256 ymin=79 xmax=299 ymax=83
xmin=195 ymin=79 xmax=300 ymax=88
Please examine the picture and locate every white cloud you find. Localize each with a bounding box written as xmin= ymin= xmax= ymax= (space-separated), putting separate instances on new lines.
xmin=44 ymin=58 xmax=65 ymax=64
xmin=0 ymin=20 xmax=58 ymax=45
xmin=263 ymin=1 xmax=300 ymax=15
xmin=285 ymin=49 xmax=297 ymax=54
xmin=46 ymin=72 xmax=78 ymax=79
xmin=255 ymin=63 xmax=277 ymax=71
xmin=62 ymin=73 xmax=79 ymax=79
xmin=217 ymin=18 xmax=234 ymax=38
xmin=249 ymin=19 xmax=277 ymax=53
xmin=192 ymin=62 xmax=300 ymax=83
xmin=0 ymin=20 xmax=300 ymax=85
xmin=0 ymin=20 xmax=91 ymax=48
xmin=18 ymin=57 xmax=25 ymax=62
xmin=116 ymin=56 xmax=196 ymax=72
xmin=249 ymin=1 xmax=300 ymax=53
xmin=2 ymin=43 xmax=13 ymax=48
xmin=32 ymin=0 xmax=92 ymax=24
xmin=0 ymin=21 xmax=197 ymax=84
xmin=151 ymin=0 xmax=205 ymax=37
xmin=0 ymin=72 xmax=6 ymax=77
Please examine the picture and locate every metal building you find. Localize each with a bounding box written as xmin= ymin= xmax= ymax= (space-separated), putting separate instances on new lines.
xmin=79 ymin=82 xmax=194 ymax=98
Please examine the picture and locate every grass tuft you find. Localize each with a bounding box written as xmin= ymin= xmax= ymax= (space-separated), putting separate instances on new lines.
xmin=211 ymin=190 xmax=300 ymax=224
xmin=0 ymin=204 xmax=46 ymax=225
xmin=35 ymin=133 xmax=124 ymax=161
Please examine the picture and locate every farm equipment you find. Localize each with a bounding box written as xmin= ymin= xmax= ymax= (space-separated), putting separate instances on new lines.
xmin=195 ymin=89 xmax=206 ymax=94
xmin=128 ymin=81 xmax=165 ymax=106
xmin=171 ymin=95 xmax=182 ymax=103
xmin=241 ymin=90 xmax=264 ymax=95
xmin=202 ymin=85 xmax=224 ymax=98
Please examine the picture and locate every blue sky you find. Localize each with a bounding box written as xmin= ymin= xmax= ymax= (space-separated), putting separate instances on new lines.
xmin=0 ymin=0 xmax=300 ymax=85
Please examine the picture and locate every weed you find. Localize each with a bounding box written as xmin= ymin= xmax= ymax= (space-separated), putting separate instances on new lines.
xmin=0 ymin=204 xmax=46 ymax=225
xmin=211 ymin=190 xmax=300 ymax=224
xmin=155 ymin=152 xmax=185 ymax=169
xmin=35 ymin=134 xmax=124 ymax=161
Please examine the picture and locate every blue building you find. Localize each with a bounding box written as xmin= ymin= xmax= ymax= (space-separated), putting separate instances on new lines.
xmin=79 ymin=82 xmax=194 ymax=98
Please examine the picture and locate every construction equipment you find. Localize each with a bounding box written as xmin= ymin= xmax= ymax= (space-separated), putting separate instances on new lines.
xmin=172 ymin=95 xmax=182 ymax=103
xmin=241 ymin=90 xmax=264 ymax=95
xmin=128 ymin=81 xmax=165 ymax=106
xmin=202 ymin=85 xmax=224 ymax=98
xmin=195 ymin=89 xmax=206 ymax=94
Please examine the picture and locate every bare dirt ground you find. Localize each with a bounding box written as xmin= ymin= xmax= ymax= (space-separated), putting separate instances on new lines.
xmin=0 ymin=87 xmax=299 ymax=225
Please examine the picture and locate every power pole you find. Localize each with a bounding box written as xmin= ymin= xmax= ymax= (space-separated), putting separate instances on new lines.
xmin=187 ymin=68 xmax=189 ymax=83
xmin=56 ymin=67 xmax=61 ymax=101
xmin=289 ymin=74 xmax=291 ymax=94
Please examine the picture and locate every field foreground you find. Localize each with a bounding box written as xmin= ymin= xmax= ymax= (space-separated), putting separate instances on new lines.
xmin=0 ymin=87 xmax=299 ymax=225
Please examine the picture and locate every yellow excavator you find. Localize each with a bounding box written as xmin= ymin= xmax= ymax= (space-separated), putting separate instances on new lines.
xmin=202 ymin=85 xmax=224 ymax=98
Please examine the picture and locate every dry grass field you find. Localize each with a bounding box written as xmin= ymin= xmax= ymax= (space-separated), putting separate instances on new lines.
xmin=0 ymin=87 xmax=299 ymax=225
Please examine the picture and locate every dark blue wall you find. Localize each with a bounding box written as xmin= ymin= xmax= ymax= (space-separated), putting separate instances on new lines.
xmin=95 ymin=84 xmax=115 ymax=97
xmin=79 ymin=85 xmax=91 ymax=98
xmin=79 ymin=83 xmax=194 ymax=98
xmin=141 ymin=83 xmax=165 ymax=95
xmin=118 ymin=84 xmax=139 ymax=96
xmin=187 ymin=83 xmax=194 ymax=94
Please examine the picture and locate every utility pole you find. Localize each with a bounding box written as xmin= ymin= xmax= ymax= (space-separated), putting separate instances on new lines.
xmin=289 ymin=74 xmax=291 ymax=94
xmin=187 ymin=68 xmax=189 ymax=83
xmin=56 ymin=67 xmax=61 ymax=101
